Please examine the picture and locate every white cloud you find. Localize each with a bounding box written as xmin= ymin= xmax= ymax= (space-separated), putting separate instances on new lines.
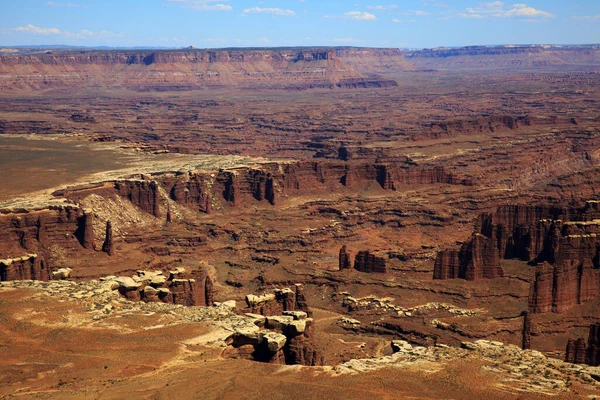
xmin=392 ymin=19 xmax=417 ymax=23
xmin=460 ymin=2 xmax=554 ymax=19
xmin=344 ymin=11 xmax=377 ymax=20
xmin=572 ymin=14 xmax=600 ymax=20
xmin=46 ymin=2 xmax=82 ymax=7
xmin=15 ymin=25 xmax=61 ymax=35
xmin=367 ymin=5 xmax=398 ymax=10
xmin=167 ymin=0 xmax=232 ymax=11
xmin=14 ymin=25 xmax=120 ymax=39
xmin=504 ymin=4 xmax=554 ymax=18
xmin=243 ymin=7 xmax=296 ymax=16
xmin=332 ymin=38 xmax=356 ymax=43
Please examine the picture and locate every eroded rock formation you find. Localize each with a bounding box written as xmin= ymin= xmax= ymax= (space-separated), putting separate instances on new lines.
xmin=434 ymin=234 xmax=502 ymax=281
xmin=565 ymin=324 xmax=600 ymax=366
xmin=245 ymin=285 xmax=311 ymax=316
xmin=339 ymin=245 xmax=351 ymax=270
xmin=114 ymin=267 xmax=213 ymax=307
xmin=354 ymin=251 xmax=387 ymax=273
xmin=101 ymin=221 xmax=114 ymax=256
xmin=0 ymin=254 xmax=49 ymax=281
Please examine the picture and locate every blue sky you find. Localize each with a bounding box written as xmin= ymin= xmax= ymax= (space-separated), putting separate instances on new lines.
xmin=1 ymin=0 xmax=599 ymax=48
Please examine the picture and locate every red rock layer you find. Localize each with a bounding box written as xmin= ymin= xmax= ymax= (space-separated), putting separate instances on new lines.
xmin=339 ymin=245 xmax=351 ymax=270
xmin=433 ymin=234 xmax=502 ymax=281
xmin=565 ymin=324 xmax=600 ymax=366
xmin=0 ymin=207 xmax=85 ymax=277
xmin=0 ymin=48 xmax=415 ymax=92
xmin=133 ymin=269 xmax=213 ymax=307
xmin=101 ymin=221 xmax=114 ymax=256
xmin=522 ymin=312 xmax=532 ymax=350
xmin=0 ymin=254 xmax=49 ymax=281
xmin=245 ymin=285 xmax=311 ymax=317
xmin=354 ymin=251 xmax=387 ymax=273
xmin=528 ymin=233 xmax=600 ymax=313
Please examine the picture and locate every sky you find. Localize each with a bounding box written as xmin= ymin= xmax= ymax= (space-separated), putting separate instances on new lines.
xmin=1 ymin=0 xmax=599 ymax=49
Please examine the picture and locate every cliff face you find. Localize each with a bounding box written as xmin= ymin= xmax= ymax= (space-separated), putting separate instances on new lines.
xmin=406 ymin=45 xmax=600 ymax=70
xmin=435 ymin=202 xmax=600 ymax=313
xmin=433 ymin=233 xmax=502 ymax=281
xmin=0 ymin=207 xmax=84 ymax=277
xmin=0 ymin=48 xmax=414 ymax=92
xmin=353 ymin=251 xmax=387 ymax=273
xmin=565 ymin=324 xmax=600 ymax=366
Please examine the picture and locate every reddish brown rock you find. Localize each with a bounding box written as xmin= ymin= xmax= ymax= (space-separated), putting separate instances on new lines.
xmin=283 ymin=325 xmax=323 ymax=366
xmin=529 ymin=234 xmax=600 ymax=314
xmin=79 ymin=211 xmax=95 ymax=250
xmin=0 ymin=254 xmax=49 ymax=281
xmin=565 ymin=324 xmax=600 ymax=366
xmin=567 ymin=338 xmax=588 ymax=364
xmin=36 ymin=217 xmax=47 ymax=246
xmin=168 ymin=178 xmax=211 ymax=214
xmin=101 ymin=221 xmax=114 ymax=256
xmin=339 ymin=245 xmax=351 ymax=270
xmin=354 ymin=251 xmax=387 ymax=273
xmin=528 ymin=263 xmax=554 ymax=314
xmin=433 ymin=234 xmax=502 ymax=281
xmin=204 ymin=276 xmax=214 ymax=307
xmin=294 ymin=284 xmax=311 ymax=317
xmin=587 ymin=324 xmax=600 ymax=366
xmin=433 ymin=249 xmax=461 ymax=280
xmin=115 ymin=180 xmax=161 ymax=217
xmin=522 ymin=312 xmax=532 ymax=350
xmin=245 ymin=285 xmax=312 ymax=316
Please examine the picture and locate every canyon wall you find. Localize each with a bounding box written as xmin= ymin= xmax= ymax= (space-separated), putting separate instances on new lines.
xmin=406 ymin=45 xmax=600 ymax=70
xmin=434 ymin=202 xmax=600 ymax=313
xmin=0 ymin=48 xmax=415 ymax=92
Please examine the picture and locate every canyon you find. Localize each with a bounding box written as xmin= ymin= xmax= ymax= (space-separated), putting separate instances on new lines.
xmin=1 ymin=45 xmax=600 ymax=398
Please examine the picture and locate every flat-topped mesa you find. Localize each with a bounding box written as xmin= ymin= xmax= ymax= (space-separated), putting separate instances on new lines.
xmin=405 ymin=44 xmax=600 ymax=70
xmin=0 ymin=47 xmax=416 ymax=92
xmin=422 ymin=115 xmax=579 ymax=139
xmin=55 ymin=161 xmax=471 ymax=220
xmin=245 ymin=285 xmax=311 ymax=316
xmin=0 ymin=254 xmax=49 ymax=281
xmin=565 ymin=324 xmax=600 ymax=366
xmin=433 ymin=233 xmax=502 ymax=281
xmin=354 ymin=251 xmax=387 ymax=273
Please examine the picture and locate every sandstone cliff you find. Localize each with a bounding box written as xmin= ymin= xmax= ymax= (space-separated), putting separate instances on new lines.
xmin=0 ymin=47 xmax=415 ymax=92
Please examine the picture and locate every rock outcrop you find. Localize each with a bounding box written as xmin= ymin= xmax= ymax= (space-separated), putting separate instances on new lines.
xmin=354 ymin=251 xmax=387 ymax=273
xmin=433 ymin=234 xmax=502 ymax=281
xmin=230 ymin=310 xmax=322 ymax=366
xmin=101 ymin=221 xmax=114 ymax=256
xmin=339 ymin=245 xmax=351 ymax=270
xmin=115 ymin=180 xmax=161 ymax=218
xmin=79 ymin=210 xmax=95 ymax=250
xmin=522 ymin=312 xmax=532 ymax=350
xmin=112 ymin=267 xmax=213 ymax=307
xmin=0 ymin=254 xmax=49 ymax=281
xmin=566 ymin=324 xmax=600 ymax=366
xmin=204 ymin=276 xmax=214 ymax=307
xmin=245 ymin=285 xmax=311 ymax=316
xmin=435 ymin=202 xmax=600 ymax=311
